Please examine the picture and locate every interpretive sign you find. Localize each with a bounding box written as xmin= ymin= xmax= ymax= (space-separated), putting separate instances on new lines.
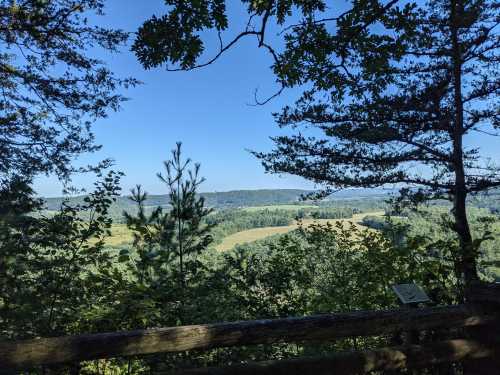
xmin=392 ymin=283 xmax=430 ymax=305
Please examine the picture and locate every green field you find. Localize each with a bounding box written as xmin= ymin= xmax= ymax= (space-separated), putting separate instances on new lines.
xmin=105 ymin=224 xmax=134 ymax=247
xmin=215 ymin=212 xmax=383 ymax=251
xmin=104 ymin=212 xmax=383 ymax=250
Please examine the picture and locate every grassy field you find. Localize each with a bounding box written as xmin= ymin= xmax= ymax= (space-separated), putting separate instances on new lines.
xmin=105 ymin=224 xmax=135 ymax=247
xmin=103 ymin=212 xmax=384 ymax=250
xmin=215 ymin=212 xmax=383 ymax=251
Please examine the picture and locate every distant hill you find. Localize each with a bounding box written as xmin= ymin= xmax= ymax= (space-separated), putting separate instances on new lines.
xmin=200 ymin=189 xmax=314 ymax=208
xmin=39 ymin=187 xmax=498 ymax=224
xmin=42 ymin=188 xmax=396 ymax=212
xmin=327 ymin=188 xmax=395 ymax=200
xmin=43 ymin=189 xmax=315 ymax=211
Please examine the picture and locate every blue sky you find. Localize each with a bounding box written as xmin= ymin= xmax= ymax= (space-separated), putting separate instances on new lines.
xmin=34 ymin=0 xmax=316 ymax=197
xmin=34 ymin=0 xmax=499 ymax=197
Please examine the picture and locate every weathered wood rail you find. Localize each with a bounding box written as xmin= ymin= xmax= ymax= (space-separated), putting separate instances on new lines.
xmin=0 ymin=282 xmax=499 ymax=373
xmin=179 ymin=339 xmax=500 ymax=375
xmin=0 ymin=305 xmax=494 ymax=369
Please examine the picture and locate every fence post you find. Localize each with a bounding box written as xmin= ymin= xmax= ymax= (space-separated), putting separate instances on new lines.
xmin=463 ymin=282 xmax=500 ymax=375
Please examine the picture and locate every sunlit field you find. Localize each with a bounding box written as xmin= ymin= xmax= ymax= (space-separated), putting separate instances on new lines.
xmin=105 ymin=224 xmax=135 ymax=247
xmin=215 ymin=212 xmax=383 ymax=251
xmin=103 ymin=212 xmax=384 ymax=250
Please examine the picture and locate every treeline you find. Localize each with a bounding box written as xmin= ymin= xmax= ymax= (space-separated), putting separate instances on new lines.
xmin=42 ymin=189 xmax=314 ymax=214
xmin=362 ymin=215 xmax=389 ymax=230
xmin=41 ymin=190 xmax=499 ymax=226
xmin=309 ymin=207 xmax=360 ymax=219
xmin=41 ymin=189 xmax=395 ymax=224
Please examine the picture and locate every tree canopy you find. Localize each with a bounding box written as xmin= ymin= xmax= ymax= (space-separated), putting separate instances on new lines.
xmin=1 ymin=0 xmax=137 ymax=181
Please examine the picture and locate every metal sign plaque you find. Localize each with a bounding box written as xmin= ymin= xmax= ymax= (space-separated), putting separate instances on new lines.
xmin=392 ymin=283 xmax=430 ymax=305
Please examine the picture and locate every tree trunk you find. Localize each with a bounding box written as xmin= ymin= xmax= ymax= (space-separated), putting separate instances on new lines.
xmin=453 ymin=183 xmax=478 ymax=285
xmin=450 ymin=0 xmax=478 ymax=287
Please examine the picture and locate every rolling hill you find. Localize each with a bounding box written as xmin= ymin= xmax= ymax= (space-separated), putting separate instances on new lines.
xmin=42 ymin=188 xmax=392 ymax=212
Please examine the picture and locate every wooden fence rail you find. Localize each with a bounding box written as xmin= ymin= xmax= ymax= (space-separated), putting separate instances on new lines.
xmin=0 ymin=304 xmax=497 ymax=370
xmin=178 ymin=339 xmax=500 ymax=375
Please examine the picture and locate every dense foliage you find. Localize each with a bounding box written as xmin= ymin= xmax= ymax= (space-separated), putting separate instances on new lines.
xmin=3 ymin=142 xmax=483 ymax=373
xmin=0 ymin=171 xmax=122 ymax=341
xmin=362 ymin=207 xmax=500 ymax=281
xmin=2 ymin=175 xmax=498 ymax=373
xmin=76 ymin=217 xmax=460 ymax=373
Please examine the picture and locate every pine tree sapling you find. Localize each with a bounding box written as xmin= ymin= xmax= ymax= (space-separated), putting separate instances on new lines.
xmin=157 ymin=142 xmax=214 ymax=289
xmin=122 ymin=143 xmax=214 ymax=327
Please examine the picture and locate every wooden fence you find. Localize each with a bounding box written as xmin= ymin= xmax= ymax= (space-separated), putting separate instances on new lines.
xmin=1 ymin=282 xmax=499 ymax=374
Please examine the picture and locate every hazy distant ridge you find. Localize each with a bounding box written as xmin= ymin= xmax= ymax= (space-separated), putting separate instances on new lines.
xmin=42 ymin=188 xmax=392 ymax=211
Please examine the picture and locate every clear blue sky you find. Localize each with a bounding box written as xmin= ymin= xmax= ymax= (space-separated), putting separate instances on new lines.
xmin=34 ymin=0 xmax=315 ymax=197
xmin=34 ymin=0 xmax=499 ymax=197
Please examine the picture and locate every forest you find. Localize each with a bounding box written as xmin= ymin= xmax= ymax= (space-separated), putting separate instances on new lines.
xmin=1 ymin=0 xmax=499 ymax=374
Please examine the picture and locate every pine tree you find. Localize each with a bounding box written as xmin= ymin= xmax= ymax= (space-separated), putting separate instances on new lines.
xmin=123 ymin=143 xmax=213 ymax=322
xmin=158 ymin=142 xmax=214 ymax=289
